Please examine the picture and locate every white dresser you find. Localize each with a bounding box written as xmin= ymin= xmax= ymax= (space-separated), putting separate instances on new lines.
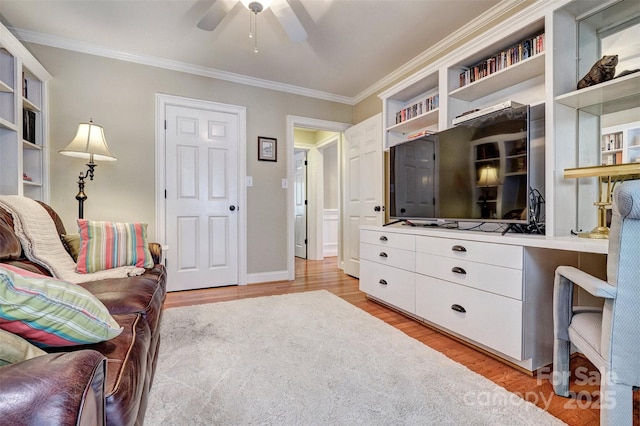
xmin=359 ymin=225 xmax=607 ymax=373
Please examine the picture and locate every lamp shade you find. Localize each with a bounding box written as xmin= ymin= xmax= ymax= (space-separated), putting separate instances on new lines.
xmin=477 ymin=165 xmax=500 ymax=187
xmin=59 ymin=121 xmax=117 ymax=162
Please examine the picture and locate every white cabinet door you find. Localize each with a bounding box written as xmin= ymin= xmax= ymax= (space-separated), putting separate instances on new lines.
xmin=343 ymin=113 xmax=383 ymax=278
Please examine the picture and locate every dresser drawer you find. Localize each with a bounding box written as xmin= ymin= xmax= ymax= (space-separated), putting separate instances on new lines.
xmin=360 ymin=260 xmax=415 ymax=314
xmin=416 ymin=252 xmax=523 ymax=299
xmin=360 ymin=243 xmax=416 ymax=272
xmin=416 ymin=275 xmax=523 ymax=360
xmin=415 ymin=236 xmax=523 ymax=269
xmin=360 ymin=229 xmax=415 ymax=251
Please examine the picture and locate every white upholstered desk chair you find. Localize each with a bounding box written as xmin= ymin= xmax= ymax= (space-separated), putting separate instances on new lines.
xmin=552 ymin=179 xmax=640 ymax=425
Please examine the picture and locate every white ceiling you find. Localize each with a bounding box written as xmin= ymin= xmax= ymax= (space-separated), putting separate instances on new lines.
xmin=0 ymin=0 xmax=522 ymax=103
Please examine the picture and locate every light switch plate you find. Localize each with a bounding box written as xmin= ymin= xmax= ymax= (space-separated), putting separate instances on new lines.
xmin=282 ymin=179 xmax=288 ymax=189
xmin=246 ymin=176 xmax=253 ymax=187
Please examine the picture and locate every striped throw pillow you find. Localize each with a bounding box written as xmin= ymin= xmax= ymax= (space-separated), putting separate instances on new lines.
xmin=76 ymin=219 xmax=154 ymax=274
xmin=0 ymin=264 xmax=123 ymax=348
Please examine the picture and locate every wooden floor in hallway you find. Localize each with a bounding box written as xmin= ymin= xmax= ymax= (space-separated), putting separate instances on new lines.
xmin=165 ymin=257 xmax=639 ymax=426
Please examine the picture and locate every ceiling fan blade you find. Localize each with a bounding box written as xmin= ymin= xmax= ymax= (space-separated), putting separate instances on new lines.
xmin=270 ymin=0 xmax=308 ymax=43
xmin=197 ymin=0 xmax=233 ymax=32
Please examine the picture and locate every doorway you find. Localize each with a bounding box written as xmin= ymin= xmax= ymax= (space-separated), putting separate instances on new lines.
xmin=293 ymin=130 xmax=341 ymax=262
xmin=286 ymin=116 xmax=351 ymax=280
xmin=294 ymin=149 xmax=307 ymax=259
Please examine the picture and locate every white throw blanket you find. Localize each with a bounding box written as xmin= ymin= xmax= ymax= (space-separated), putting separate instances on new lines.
xmin=0 ymin=195 xmax=144 ymax=283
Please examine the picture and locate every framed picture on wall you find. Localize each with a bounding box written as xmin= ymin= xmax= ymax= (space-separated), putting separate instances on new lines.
xmin=258 ymin=136 xmax=277 ymax=162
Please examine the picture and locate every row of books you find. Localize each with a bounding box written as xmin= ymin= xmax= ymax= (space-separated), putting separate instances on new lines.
xmin=601 ymin=132 xmax=623 ymax=152
xmin=459 ymin=33 xmax=545 ymax=88
xmin=23 ymin=109 xmax=36 ymax=143
xmin=602 ymin=152 xmax=623 ymax=165
xmin=406 ymin=129 xmax=436 ymax=141
xmin=395 ymin=94 xmax=439 ymax=124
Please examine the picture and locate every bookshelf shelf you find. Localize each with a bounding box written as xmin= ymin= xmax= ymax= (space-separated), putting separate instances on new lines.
xmin=23 ymin=139 xmax=42 ymax=150
xmin=386 ymin=108 xmax=439 ymax=134
xmin=555 ymin=73 xmax=640 ymax=115
xmin=0 ymin=116 xmax=16 ymax=130
xmin=22 ymin=96 xmax=41 ymax=112
xmin=0 ymin=79 xmax=13 ymax=93
xmin=450 ymin=53 xmax=545 ymax=101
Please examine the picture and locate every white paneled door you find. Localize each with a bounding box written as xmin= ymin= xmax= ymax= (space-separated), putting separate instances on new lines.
xmin=294 ymin=150 xmax=307 ymax=259
xmin=343 ymin=113 xmax=383 ymax=278
xmin=165 ymin=105 xmax=239 ymax=291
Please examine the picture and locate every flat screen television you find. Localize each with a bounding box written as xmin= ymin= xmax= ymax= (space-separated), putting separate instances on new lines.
xmin=389 ymin=105 xmax=530 ymax=224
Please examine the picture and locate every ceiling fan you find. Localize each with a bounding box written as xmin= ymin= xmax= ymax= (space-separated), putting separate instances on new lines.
xmin=197 ymin=0 xmax=307 ymax=52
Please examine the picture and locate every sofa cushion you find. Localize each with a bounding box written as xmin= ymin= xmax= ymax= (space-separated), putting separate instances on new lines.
xmin=76 ymin=219 xmax=154 ymax=273
xmin=49 ymin=313 xmax=152 ymax=426
xmin=78 ymin=265 xmax=167 ymax=335
xmin=0 ymin=265 xmax=123 ymax=347
xmin=0 ymin=218 xmax=21 ymax=261
xmin=0 ymin=328 xmax=46 ymax=366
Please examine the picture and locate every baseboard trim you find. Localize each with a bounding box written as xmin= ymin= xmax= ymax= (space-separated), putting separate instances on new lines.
xmin=247 ymin=270 xmax=289 ymax=284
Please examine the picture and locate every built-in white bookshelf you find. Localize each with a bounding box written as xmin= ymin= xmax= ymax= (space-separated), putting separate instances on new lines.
xmin=0 ymin=23 xmax=51 ymax=202
xmin=553 ymin=0 xmax=640 ymax=235
xmin=379 ymin=0 xmax=639 ymax=237
xmin=600 ymin=122 xmax=640 ymax=165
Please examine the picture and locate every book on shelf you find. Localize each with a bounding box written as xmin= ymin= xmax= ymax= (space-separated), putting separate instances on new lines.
xmin=601 ymin=132 xmax=623 ymax=151
xmin=395 ymin=94 xmax=439 ymax=125
xmin=602 ymin=152 xmax=623 ymax=165
xmin=459 ymin=32 xmax=544 ymax=88
xmin=406 ymin=130 xmax=436 ymax=141
xmin=22 ymin=109 xmax=36 ymax=143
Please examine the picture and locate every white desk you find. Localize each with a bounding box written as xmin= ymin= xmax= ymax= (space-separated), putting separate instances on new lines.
xmin=362 ymin=224 xmax=608 ymax=254
xmin=359 ymin=225 xmax=607 ymax=373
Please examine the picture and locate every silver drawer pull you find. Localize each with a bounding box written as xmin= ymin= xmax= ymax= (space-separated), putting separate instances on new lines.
xmin=379 ymin=236 xmax=388 ymax=241
xmin=451 ymin=266 xmax=466 ymax=275
xmin=379 ymin=252 xmax=388 ymax=258
xmin=451 ymin=304 xmax=466 ymax=313
xmin=379 ymin=279 xmax=388 ymax=285
xmin=451 ymin=245 xmax=467 ymax=252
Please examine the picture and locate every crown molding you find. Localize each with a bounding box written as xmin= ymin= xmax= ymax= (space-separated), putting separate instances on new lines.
xmin=351 ymin=0 xmax=534 ymax=104
xmin=10 ymin=0 xmax=537 ymax=108
xmin=10 ymin=27 xmax=355 ymax=105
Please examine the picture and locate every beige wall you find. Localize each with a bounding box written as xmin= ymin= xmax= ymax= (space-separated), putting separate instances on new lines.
xmin=28 ymin=43 xmax=352 ymax=275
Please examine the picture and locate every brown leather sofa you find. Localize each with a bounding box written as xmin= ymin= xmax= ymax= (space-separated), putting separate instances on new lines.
xmin=0 ymin=202 xmax=167 ymax=426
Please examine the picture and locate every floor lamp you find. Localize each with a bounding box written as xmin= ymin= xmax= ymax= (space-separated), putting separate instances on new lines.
xmin=564 ymin=163 xmax=640 ymax=238
xmin=59 ymin=119 xmax=117 ymax=219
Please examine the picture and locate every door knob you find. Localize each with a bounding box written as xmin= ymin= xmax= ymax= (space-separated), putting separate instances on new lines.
xmin=229 ymin=205 xmax=236 ymax=211
xmin=374 ymin=205 xmax=381 ymax=212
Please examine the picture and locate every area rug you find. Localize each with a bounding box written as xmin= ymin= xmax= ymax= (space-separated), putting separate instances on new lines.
xmin=146 ymin=290 xmax=564 ymax=425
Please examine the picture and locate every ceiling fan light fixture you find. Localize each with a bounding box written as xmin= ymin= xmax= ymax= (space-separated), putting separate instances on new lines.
xmin=240 ymin=0 xmax=273 ymax=13
xmin=240 ymin=0 xmax=274 ymax=53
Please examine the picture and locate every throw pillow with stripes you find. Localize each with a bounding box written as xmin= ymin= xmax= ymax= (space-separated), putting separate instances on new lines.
xmin=76 ymin=219 xmax=154 ymax=274
xmin=0 ymin=264 xmax=122 ymax=347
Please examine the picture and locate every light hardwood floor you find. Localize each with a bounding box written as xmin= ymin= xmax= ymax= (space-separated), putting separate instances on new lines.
xmin=164 ymin=257 xmax=639 ymax=426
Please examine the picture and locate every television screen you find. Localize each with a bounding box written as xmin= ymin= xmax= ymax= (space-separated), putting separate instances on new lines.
xmin=389 ymin=105 xmax=530 ymax=224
